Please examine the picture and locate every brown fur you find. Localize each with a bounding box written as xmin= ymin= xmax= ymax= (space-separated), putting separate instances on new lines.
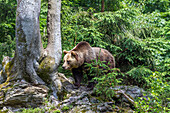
xmin=62 ymin=41 xmax=115 ymax=89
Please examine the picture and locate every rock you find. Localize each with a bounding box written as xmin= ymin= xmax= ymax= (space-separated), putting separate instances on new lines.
xmin=0 ymin=80 xmax=49 ymax=108
xmin=57 ymin=84 xmax=145 ymax=112
xmin=48 ymin=95 xmax=59 ymax=106
xmin=90 ymin=97 xmax=100 ymax=103
xmin=97 ymin=104 xmax=107 ymax=112
xmin=69 ymin=105 xmax=95 ymax=113
xmin=1 ymin=71 xmax=143 ymax=113
xmin=114 ymin=85 xmax=145 ymax=103
xmin=75 ymin=97 xmax=90 ymax=105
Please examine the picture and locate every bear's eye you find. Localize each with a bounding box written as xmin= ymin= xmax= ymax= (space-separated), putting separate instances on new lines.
xmin=67 ymin=61 xmax=71 ymax=64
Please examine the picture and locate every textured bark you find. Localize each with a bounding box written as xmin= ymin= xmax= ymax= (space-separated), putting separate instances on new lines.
xmin=16 ymin=0 xmax=45 ymax=84
xmin=44 ymin=0 xmax=62 ymax=95
xmin=0 ymin=0 xmax=62 ymax=108
xmin=46 ymin=0 xmax=62 ymax=70
xmin=101 ymin=0 xmax=105 ymax=12
xmin=15 ymin=0 xmax=62 ymax=85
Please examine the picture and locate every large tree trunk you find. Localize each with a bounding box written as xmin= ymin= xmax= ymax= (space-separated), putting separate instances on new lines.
xmin=16 ymin=0 xmax=45 ymax=85
xmin=0 ymin=0 xmax=62 ymax=108
xmin=15 ymin=0 xmax=62 ymax=85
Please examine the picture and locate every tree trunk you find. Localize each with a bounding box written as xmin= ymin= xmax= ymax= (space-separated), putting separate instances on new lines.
xmin=15 ymin=0 xmax=62 ymax=85
xmin=0 ymin=0 xmax=62 ymax=108
xmin=101 ymin=0 xmax=105 ymax=12
xmin=45 ymin=0 xmax=62 ymax=96
xmin=16 ymin=0 xmax=45 ymax=85
xmin=46 ymin=0 xmax=62 ymax=70
xmin=37 ymin=0 xmax=62 ymax=86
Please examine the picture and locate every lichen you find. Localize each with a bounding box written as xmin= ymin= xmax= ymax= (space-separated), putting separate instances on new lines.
xmin=0 ymin=58 xmax=15 ymax=90
xmin=5 ymin=61 xmax=13 ymax=77
xmin=38 ymin=56 xmax=55 ymax=83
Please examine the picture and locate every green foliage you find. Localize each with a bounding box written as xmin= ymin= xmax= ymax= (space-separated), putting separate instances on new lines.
xmin=0 ymin=37 xmax=15 ymax=63
xmin=161 ymin=20 xmax=170 ymax=38
xmin=60 ymin=1 xmax=169 ymax=89
xmin=124 ymin=0 xmax=169 ymax=13
xmin=141 ymin=0 xmax=169 ymax=13
xmin=0 ymin=0 xmax=16 ymax=63
xmin=126 ymin=66 xmax=153 ymax=87
xmin=93 ymin=71 xmax=122 ymax=101
xmin=85 ymin=59 xmax=121 ymax=101
xmin=0 ymin=0 xmax=16 ymax=23
xmin=40 ymin=0 xmax=48 ymax=48
xmin=135 ymin=72 xmax=170 ymax=112
xmin=18 ymin=107 xmax=45 ymax=113
xmin=61 ymin=105 xmax=70 ymax=111
xmin=63 ymin=0 xmax=124 ymax=12
xmin=53 ymin=110 xmax=61 ymax=113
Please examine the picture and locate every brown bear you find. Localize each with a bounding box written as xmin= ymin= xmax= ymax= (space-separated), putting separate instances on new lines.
xmin=62 ymin=41 xmax=115 ymax=89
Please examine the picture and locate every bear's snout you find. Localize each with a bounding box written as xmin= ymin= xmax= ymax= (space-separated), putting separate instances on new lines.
xmin=62 ymin=65 xmax=70 ymax=70
xmin=62 ymin=65 xmax=64 ymax=69
xmin=62 ymin=65 xmax=66 ymax=69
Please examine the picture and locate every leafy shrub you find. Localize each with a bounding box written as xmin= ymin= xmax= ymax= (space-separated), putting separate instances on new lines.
xmin=85 ymin=59 xmax=121 ymax=101
xmin=0 ymin=0 xmax=16 ymax=63
xmin=93 ymin=71 xmax=122 ymax=101
xmin=135 ymin=72 xmax=170 ymax=112
xmin=126 ymin=66 xmax=153 ymax=87
xmin=142 ymin=0 xmax=169 ymax=13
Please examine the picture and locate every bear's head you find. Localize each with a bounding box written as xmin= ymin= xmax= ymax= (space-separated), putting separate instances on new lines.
xmin=62 ymin=50 xmax=79 ymax=70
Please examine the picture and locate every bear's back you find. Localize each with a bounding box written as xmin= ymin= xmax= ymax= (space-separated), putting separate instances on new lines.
xmin=72 ymin=42 xmax=96 ymax=63
xmin=92 ymin=47 xmax=115 ymax=68
xmin=72 ymin=41 xmax=91 ymax=52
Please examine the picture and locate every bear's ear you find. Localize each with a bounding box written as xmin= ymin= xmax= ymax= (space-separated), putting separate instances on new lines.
xmin=63 ymin=50 xmax=69 ymax=55
xmin=71 ymin=51 xmax=78 ymax=61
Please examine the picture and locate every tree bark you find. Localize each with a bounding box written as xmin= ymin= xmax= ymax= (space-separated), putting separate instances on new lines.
xmin=16 ymin=0 xmax=45 ymax=85
xmin=15 ymin=0 xmax=62 ymax=85
xmin=101 ymin=0 xmax=105 ymax=12
xmin=46 ymin=0 xmax=62 ymax=68
xmin=45 ymin=0 xmax=62 ymax=95
xmin=0 ymin=0 xmax=62 ymax=106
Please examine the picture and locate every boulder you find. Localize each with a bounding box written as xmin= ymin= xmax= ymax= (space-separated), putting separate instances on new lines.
xmin=0 ymin=80 xmax=49 ymax=108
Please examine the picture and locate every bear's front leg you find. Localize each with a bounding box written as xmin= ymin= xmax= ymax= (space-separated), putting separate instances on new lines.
xmin=72 ymin=67 xmax=83 ymax=88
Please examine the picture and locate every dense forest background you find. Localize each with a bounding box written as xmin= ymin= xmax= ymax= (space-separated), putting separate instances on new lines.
xmin=0 ymin=0 xmax=169 ymax=112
